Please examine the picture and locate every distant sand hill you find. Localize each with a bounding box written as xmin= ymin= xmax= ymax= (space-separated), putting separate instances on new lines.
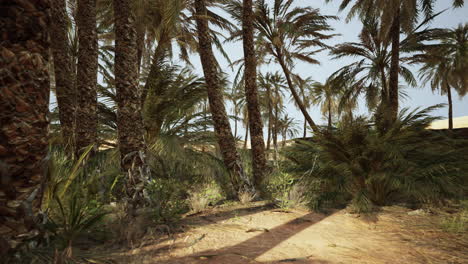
xmin=429 ymin=116 xmax=468 ymax=129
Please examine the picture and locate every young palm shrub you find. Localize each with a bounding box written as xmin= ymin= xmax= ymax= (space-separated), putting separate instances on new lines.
xmin=283 ymin=105 xmax=468 ymax=212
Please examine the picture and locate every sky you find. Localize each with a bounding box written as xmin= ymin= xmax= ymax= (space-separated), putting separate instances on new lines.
xmin=187 ymin=0 xmax=468 ymax=138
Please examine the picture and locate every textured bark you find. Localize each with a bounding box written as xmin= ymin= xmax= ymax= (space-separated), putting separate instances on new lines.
xmin=194 ymin=0 xmax=253 ymax=194
xmin=276 ymin=50 xmax=319 ymax=132
xmin=51 ymin=0 xmax=76 ymax=149
xmin=114 ymin=0 xmax=147 ymax=203
xmin=242 ymin=0 xmax=267 ymax=193
xmin=328 ymin=101 xmax=332 ymax=130
xmin=76 ymin=0 xmax=98 ymax=155
xmin=388 ymin=11 xmax=400 ymax=121
xmin=447 ymin=84 xmax=453 ymax=130
xmin=0 ymin=0 xmax=51 ymax=254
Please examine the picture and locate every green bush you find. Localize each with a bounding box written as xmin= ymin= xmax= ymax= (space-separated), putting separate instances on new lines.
xmin=283 ymin=105 xmax=468 ymax=213
xmin=146 ymin=178 xmax=189 ymax=224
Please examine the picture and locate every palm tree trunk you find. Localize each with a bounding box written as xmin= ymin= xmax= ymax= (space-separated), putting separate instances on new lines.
xmin=76 ymin=0 xmax=98 ymax=156
xmin=114 ymin=0 xmax=147 ymax=207
xmin=380 ymin=68 xmax=388 ymax=104
xmin=51 ymin=0 xmax=76 ymax=150
xmin=388 ymin=10 xmax=400 ymax=121
xmin=194 ymin=0 xmax=253 ymax=194
xmin=244 ymin=122 xmax=249 ymax=149
xmin=276 ymin=50 xmax=319 ymax=132
xmin=447 ymin=84 xmax=453 ymax=130
xmin=242 ymin=0 xmax=267 ymax=193
xmin=0 ymin=1 xmax=51 ymax=254
xmin=114 ymin=0 xmax=146 ymax=168
xmin=266 ymin=85 xmax=272 ymax=150
xmin=303 ymin=118 xmax=307 ymax=138
xmin=328 ymin=101 xmax=332 ymax=130
xmin=273 ymin=101 xmax=279 ymax=160
xmin=234 ymin=109 xmax=238 ymax=139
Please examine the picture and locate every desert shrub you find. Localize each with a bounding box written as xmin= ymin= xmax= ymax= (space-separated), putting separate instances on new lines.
xmin=188 ymin=182 xmax=224 ymax=213
xmin=267 ymin=171 xmax=307 ymax=209
xmin=146 ymin=178 xmax=189 ymax=224
xmin=283 ymin=105 xmax=468 ymax=213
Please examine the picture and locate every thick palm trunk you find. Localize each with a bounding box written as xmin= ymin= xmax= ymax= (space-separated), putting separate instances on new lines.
xmin=276 ymin=51 xmax=319 ymax=132
xmin=388 ymin=11 xmax=400 ymax=121
xmin=76 ymin=0 xmax=98 ymax=155
xmin=114 ymin=0 xmax=147 ymax=205
xmin=114 ymin=0 xmax=146 ymax=169
xmin=51 ymin=0 xmax=76 ymax=149
xmin=242 ymin=0 xmax=267 ymax=192
xmin=194 ymin=0 xmax=253 ymax=194
xmin=0 ymin=1 xmax=51 ymax=254
xmin=447 ymin=84 xmax=453 ymax=130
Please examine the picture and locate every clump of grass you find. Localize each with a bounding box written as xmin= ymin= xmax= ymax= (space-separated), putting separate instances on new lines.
xmin=238 ymin=191 xmax=256 ymax=204
xmin=441 ymin=201 xmax=468 ymax=234
xmin=188 ymin=183 xmax=223 ymax=213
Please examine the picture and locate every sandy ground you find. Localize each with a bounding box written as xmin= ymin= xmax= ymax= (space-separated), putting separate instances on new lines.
xmin=113 ymin=202 xmax=468 ymax=264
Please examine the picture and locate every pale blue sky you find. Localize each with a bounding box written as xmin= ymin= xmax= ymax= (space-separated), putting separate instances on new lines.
xmin=188 ymin=0 xmax=468 ymax=137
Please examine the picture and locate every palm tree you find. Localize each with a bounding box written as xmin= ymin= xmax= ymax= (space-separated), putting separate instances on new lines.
xmin=419 ymin=24 xmax=468 ymax=130
xmin=258 ymin=72 xmax=287 ymax=151
xmin=76 ymin=0 xmax=99 ymax=155
xmin=328 ymin=0 xmax=465 ymax=120
xmin=51 ymin=0 xmax=76 ymax=150
xmin=311 ymin=80 xmax=340 ymax=130
xmin=254 ymin=0 xmax=336 ymax=132
xmin=242 ymin=0 xmax=267 ymax=193
xmin=329 ymin=18 xmax=417 ymax=113
xmin=194 ymin=0 xmax=254 ymax=194
xmin=0 ymin=1 xmax=51 ymax=254
xmin=113 ymin=0 xmax=146 ymax=176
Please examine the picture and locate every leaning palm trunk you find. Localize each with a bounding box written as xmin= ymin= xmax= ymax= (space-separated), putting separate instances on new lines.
xmin=276 ymin=51 xmax=319 ymax=132
xmin=0 ymin=1 xmax=51 ymax=255
xmin=51 ymin=0 xmax=76 ymax=150
xmin=114 ymin=0 xmax=147 ymax=205
xmin=75 ymin=0 xmax=98 ymax=155
xmin=388 ymin=11 xmax=400 ymax=121
xmin=242 ymin=0 xmax=267 ymax=193
xmin=194 ymin=0 xmax=254 ymax=194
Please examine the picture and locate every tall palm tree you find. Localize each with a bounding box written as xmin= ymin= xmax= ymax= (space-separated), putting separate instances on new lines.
xmin=194 ymin=0 xmax=254 ymax=194
xmin=254 ymin=0 xmax=336 ymax=132
xmin=258 ymin=72 xmax=287 ymax=151
xmin=242 ymin=0 xmax=267 ymax=193
xmin=51 ymin=0 xmax=76 ymax=150
xmin=328 ymin=0 xmax=465 ymax=120
xmin=329 ymin=18 xmax=418 ymax=113
xmin=0 ymin=1 xmax=51 ymax=254
xmin=311 ymin=80 xmax=339 ymax=130
xmin=113 ymin=0 xmax=146 ymax=180
xmin=419 ymin=24 xmax=468 ymax=130
xmin=76 ymin=0 xmax=99 ymax=155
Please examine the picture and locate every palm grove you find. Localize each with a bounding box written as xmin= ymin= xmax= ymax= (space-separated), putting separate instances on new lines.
xmin=0 ymin=0 xmax=467 ymax=258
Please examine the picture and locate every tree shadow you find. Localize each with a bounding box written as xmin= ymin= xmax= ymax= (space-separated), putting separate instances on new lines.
xmin=153 ymin=211 xmax=332 ymax=263
xmin=182 ymin=202 xmax=276 ymax=228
